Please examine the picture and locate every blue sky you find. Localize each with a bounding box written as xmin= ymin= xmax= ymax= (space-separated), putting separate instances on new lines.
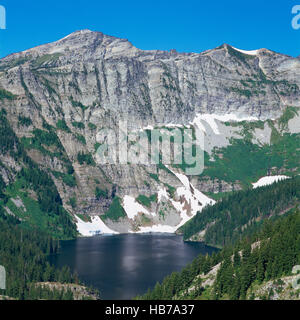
xmin=0 ymin=0 xmax=299 ymax=58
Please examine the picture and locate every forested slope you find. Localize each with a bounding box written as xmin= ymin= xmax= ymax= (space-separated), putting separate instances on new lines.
xmin=0 ymin=111 xmax=98 ymax=299
xmin=179 ymin=176 xmax=300 ymax=247
xmin=0 ymin=109 xmax=77 ymax=239
xmin=0 ymin=211 xmax=77 ymax=299
xmin=137 ymin=208 xmax=300 ymax=300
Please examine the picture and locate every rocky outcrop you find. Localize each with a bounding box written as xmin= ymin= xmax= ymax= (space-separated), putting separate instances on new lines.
xmin=35 ymin=282 xmax=100 ymax=300
xmin=0 ymin=30 xmax=299 ymax=234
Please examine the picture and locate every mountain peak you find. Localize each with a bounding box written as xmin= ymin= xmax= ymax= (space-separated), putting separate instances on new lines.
xmin=2 ymin=29 xmax=127 ymax=62
xmin=60 ymin=29 xmax=94 ymax=38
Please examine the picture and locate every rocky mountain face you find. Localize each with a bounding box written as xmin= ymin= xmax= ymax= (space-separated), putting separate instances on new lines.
xmin=0 ymin=29 xmax=300 ymax=236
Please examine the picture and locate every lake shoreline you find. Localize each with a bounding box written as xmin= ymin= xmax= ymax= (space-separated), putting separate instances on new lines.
xmin=50 ymin=234 xmax=218 ymax=299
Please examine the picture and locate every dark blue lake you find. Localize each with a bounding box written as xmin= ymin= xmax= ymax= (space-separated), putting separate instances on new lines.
xmin=49 ymin=234 xmax=217 ymax=300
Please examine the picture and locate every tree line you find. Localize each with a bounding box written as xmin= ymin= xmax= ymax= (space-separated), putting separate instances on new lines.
xmin=180 ymin=176 xmax=300 ymax=247
xmin=0 ymin=211 xmax=79 ymax=300
xmin=137 ymin=208 xmax=300 ymax=300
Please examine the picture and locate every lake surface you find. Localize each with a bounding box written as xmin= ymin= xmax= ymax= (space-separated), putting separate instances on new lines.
xmin=49 ymin=234 xmax=218 ymax=300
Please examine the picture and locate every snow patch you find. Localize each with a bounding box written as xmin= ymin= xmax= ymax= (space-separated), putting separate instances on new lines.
xmin=134 ymin=224 xmax=177 ymax=234
xmin=75 ymin=215 xmax=118 ymax=236
xmin=137 ymin=123 xmax=189 ymax=133
xmin=192 ymin=113 xmax=259 ymax=135
xmin=167 ymin=167 xmax=216 ymax=229
xmin=164 ymin=123 xmax=189 ymax=128
xmin=231 ymin=46 xmax=260 ymax=56
xmin=128 ymin=169 xmax=215 ymax=233
xmin=136 ymin=125 xmax=154 ymax=132
xmin=157 ymin=187 xmax=169 ymax=202
xmin=252 ymin=176 xmax=289 ymax=189
xmin=171 ymin=171 xmax=190 ymax=189
xmin=123 ymin=195 xmax=155 ymax=219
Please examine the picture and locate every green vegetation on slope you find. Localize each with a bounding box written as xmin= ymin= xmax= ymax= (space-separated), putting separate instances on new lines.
xmin=56 ymin=119 xmax=71 ymax=132
xmin=0 ymin=210 xmax=79 ymax=300
xmin=203 ymin=108 xmax=300 ymax=187
xmin=102 ymin=197 xmax=126 ymax=221
xmin=69 ymin=96 xmax=88 ymax=111
xmin=95 ymin=187 xmax=108 ymax=200
xmin=224 ymin=120 xmax=265 ymax=141
xmin=0 ymin=109 xmax=77 ymax=239
xmin=18 ymin=115 xmax=32 ymax=127
xmin=214 ymin=209 xmax=300 ymax=300
xmin=72 ymin=121 xmax=85 ymax=129
xmin=52 ymin=171 xmax=77 ymax=188
xmin=21 ymin=126 xmax=71 ymax=164
xmin=278 ymin=106 xmax=299 ymax=131
xmin=203 ymin=132 xmax=300 ymax=186
xmin=0 ymin=88 xmax=17 ymax=100
xmin=75 ymin=134 xmax=86 ymax=145
xmin=31 ymin=53 xmax=63 ymax=69
xmin=137 ymin=209 xmax=300 ymax=300
xmin=136 ymin=194 xmax=157 ymax=208
xmin=77 ymin=152 xmax=95 ymax=166
xmin=180 ymin=176 xmax=300 ymax=247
